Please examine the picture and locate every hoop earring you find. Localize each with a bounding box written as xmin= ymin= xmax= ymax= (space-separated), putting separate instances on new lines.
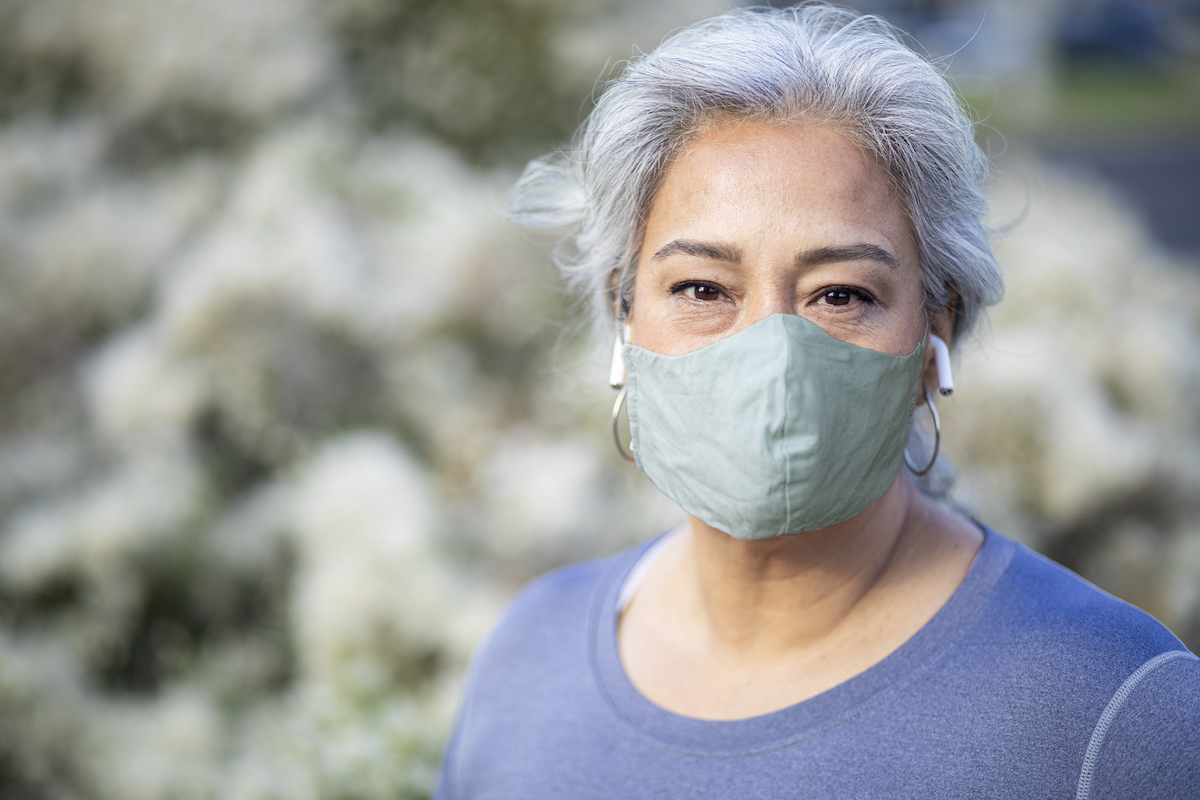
xmin=904 ymin=391 xmax=940 ymax=476
xmin=611 ymin=387 xmax=635 ymax=463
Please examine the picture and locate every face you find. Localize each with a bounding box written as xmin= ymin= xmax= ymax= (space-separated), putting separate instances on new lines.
xmin=628 ymin=119 xmax=940 ymax=368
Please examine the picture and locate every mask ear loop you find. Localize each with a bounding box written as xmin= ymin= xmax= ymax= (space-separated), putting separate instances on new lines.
xmin=904 ymin=391 xmax=941 ymax=476
xmin=610 ymin=326 xmax=635 ymax=463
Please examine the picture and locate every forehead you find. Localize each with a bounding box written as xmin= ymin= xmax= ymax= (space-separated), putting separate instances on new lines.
xmin=638 ymin=115 xmax=916 ymax=278
xmin=672 ymin=118 xmax=899 ymax=208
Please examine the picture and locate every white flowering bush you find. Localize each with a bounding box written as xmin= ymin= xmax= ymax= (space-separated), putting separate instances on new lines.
xmin=0 ymin=0 xmax=718 ymax=796
xmin=0 ymin=0 xmax=1195 ymax=797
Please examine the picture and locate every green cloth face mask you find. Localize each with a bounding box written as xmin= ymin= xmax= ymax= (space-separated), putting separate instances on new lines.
xmin=623 ymin=314 xmax=925 ymax=540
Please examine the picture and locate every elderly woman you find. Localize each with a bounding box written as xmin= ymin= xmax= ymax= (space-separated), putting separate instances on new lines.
xmin=434 ymin=6 xmax=1200 ymax=798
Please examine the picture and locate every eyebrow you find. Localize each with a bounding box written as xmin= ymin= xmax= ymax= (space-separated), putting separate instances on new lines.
xmin=652 ymin=240 xmax=743 ymax=263
xmin=799 ymin=243 xmax=899 ymax=270
xmin=651 ymin=239 xmax=899 ymax=269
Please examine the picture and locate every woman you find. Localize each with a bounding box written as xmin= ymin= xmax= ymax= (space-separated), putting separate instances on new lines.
xmin=435 ymin=6 xmax=1199 ymax=798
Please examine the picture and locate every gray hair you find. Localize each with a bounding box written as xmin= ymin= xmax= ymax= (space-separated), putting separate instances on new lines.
xmin=507 ymin=3 xmax=1003 ymax=346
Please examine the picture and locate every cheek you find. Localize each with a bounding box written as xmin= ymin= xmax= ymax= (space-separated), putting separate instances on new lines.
xmin=884 ymin=252 xmax=928 ymax=336
xmin=894 ymin=284 xmax=929 ymax=354
xmin=848 ymin=279 xmax=927 ymax=356
xmin=903 ymin=273 xmax=928 ymax=326
xmin=626 ymin=272 xmax=667 ymax=350
xmin=627 ymin=303 xmax=705 ymax=356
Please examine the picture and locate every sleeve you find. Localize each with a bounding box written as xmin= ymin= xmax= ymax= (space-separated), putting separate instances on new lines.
xmin=1077 ymin=650 xmax=1200 ymax=800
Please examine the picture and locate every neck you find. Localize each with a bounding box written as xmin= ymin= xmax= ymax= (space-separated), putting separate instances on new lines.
xmin=617 ymin=475 xmax=984 ymax=719
xmin=675 ymin=476 xmax=934 ymax=658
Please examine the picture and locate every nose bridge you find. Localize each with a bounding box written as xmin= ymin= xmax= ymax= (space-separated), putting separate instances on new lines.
xmin=742 ymin=269 xmax=798 ymax=326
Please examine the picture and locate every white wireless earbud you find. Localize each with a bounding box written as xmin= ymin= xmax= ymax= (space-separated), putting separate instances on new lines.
xmin=929 ymin=334 xmax=954 ymax=396
xmin=610 ymin=324 xmax=631 ymax=389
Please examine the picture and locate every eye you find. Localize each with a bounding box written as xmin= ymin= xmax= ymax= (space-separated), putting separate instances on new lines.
xmin=817 ymin=286 xmax=875 ymax=307
xmin=671 ymin=281 xmax=727 ymax=302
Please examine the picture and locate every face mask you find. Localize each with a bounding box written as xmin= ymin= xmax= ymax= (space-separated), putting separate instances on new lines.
xmin=622 ymin=314 xmax=925 ymax=540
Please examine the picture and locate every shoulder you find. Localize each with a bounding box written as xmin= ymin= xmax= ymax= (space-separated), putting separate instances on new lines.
xmin=989 ymin=541 xmax=1200 ymax=799
xmin=434 ymin=544 xmax=643 ymax=800
xmin=950 ymin=532 xmax=1199 ymax=796
xmin=477 ymin=549 xmax=627 ymax=659
xmin=955 ymin=532 xmax=1194 ymax=734
xmin=983 ymin=535 xmax=1188 ymax=673
xmin=456 ymin=541 xmax=645 ymax=700
xmin=1078 ymin=650 xmax=1200 ymax=799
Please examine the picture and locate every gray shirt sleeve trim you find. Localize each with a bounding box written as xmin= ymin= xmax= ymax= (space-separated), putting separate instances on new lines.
xmin=1074 ymin=649 xmax=1200 ymax=800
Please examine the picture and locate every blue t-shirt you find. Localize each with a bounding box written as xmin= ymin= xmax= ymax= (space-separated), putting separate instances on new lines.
xmin=435 ymin=530 xmax=1200 ymax=799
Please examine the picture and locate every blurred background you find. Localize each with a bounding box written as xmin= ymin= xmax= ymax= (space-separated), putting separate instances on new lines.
xmin=0 ymin=0 xmax=1197 ymax=797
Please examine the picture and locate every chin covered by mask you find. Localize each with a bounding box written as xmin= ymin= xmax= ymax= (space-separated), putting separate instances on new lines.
xmin=624 ymin=314 xmax=925 ymax=540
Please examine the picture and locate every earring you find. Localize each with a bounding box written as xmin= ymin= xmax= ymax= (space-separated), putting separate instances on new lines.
xmin=904 ymin=391 xmax=940 ymax=476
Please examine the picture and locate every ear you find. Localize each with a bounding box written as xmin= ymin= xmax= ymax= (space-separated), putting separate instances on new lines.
xmin=916 ymin=306 xmax=955 ymax=405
